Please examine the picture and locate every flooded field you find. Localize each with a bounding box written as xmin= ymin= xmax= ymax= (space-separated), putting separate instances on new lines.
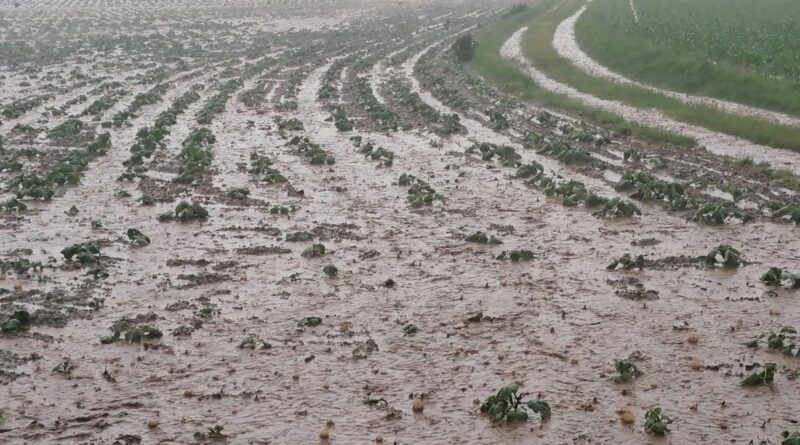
xmin=1 ymin=0 xmax=799 ymax=444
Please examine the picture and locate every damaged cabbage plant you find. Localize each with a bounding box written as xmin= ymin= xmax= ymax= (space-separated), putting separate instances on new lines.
xmin=101 ymin=323 xmax=163 ymax=344
xmin=610 ymin=359 xmax=644 ymax=383
xmin=126 ymin=228 xmax=150 ymax=247
xmin=740 ymin=363 xmax=777 ymax=386
xmin=301 ymin=244 xmax=326 ymax=258
xmin=285 ymin=231 xmax=312 ymax=242
xmin=398 ymin=173 xmax=440 ymax=207
xmin=495 ymin=249 xmax=534 ymax=261
xmin=323 ymin=264 xmax=338 ymax=277
xmin=249 ymin=153 xmax=286 ymax=183
xmin=480 ymin=383 xmax=551 ymax=423
xmin=537 ymin=140 xmax=593 ymax=165
xmin=159 ymin=201 xmax=209 ymax=222
xmin=783 ymin=431 xmax=800 ymax=445
xmin=770 ymin=203 xmax=800 ymax=224
xmin=287 ymin=136 xmax=335 ymax=166
xmin=746 ymin=327 xmax=799 ymax=357
xmin=324 ymin=104 xmax=353 ymax=131
xmin=644 ymin=407 xmax=672 ymax=437
xmin=175 ymin=128 xmax=215 ymax=185
xmin=761 ymin=267 xmax=800 ymax=289
xmin=62 ymin=242 xmax=101 ymax=264
xmin=1 ymin=310 xmax=32 ymax=333
xmin=690 ymin=201 xmax=747 ymax=225
xmin=465 ymin=231 xmax=502 ymax=245
xmin=705 ymin=244 xmax=744 ymax=267
xmin=466 ymin=142 xmax=521 ymax=167
xmin=615 ymin=171 xmax=697 ymax=210
xmin=0 ymin=259 xmax=42 ymax=275
xmin=238 ymin=335 xmax=272 ymax=350
xmin=607 ymin=253 xmax=646 ymax=271
xmin=359 ymin=141 xmax=394 ymax=167
xmin=466 ymin=312 xmax=493 ymax=323
xmin=226 ymin=188 xmax=250 ymax=201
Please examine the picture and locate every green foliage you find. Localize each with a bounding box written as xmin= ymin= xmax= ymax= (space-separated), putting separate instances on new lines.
xmin=61 ymin=242 xmax=100 ymax=263
xmin=746 ymin=327 xmax=799 ymax=357
xmin=452 ymin=34 xmax=478 ymax=62
xmin=238 ymin=335 xmax=271 ymax=349
xmin=398 ymin=173 xmax=440 ymax=207
xmin=0 ymin=259 xmax=42 ymax=275
xmin=705 ymin=245 xmax=743 ymax=267
xmin=689 ymin=201 xmax=746 ymax=224
xmin=773 ymin=204 xmax=800 ymax=224
xmin=610 ymin=360 xmax=644 ymax=383
xmin=227 ymin=188 xmax=250 ymax=200
xmin=1 ymin=198 xmax=27 ymax=211
xmin=298 ymin=316 xmax=322 ymax=327
xmin=496 ymin=250 xmax=535 ymax=261
xmin=593 ymin=197 xmax=642 ymax=218
xmin=323 ymin=264 xmax=338 ymax=277
xmin=101 ymin=323 xmax=163 ymax=344
xmin=287 ymin=136 xmax=335 ymax=165
xmin=761 ymin=267 xmax=800 ymax=289
xmin=465 ymin=231 xmax=502 ymax=245
xmin=160 ymin=201 xmax=209 ymax=222
xmin=607 ymin=253 xmax=645 ymax=270
xmin=402 ymin=324 xmax=418 ymax=336
xmin=276 ymin=117 xmax=305 ymax=132
xmin=249 ymin=154 xmax=286 ymax=183
xmin=325 ymin=104 xmax=353 ymax=131
xmin=615 ymin=171 xmax=695 ymax=210
xmin=10 ymin=174 xmax=54 ymax=200
xmin=537 ymin=140 xmax=593 ymax=165
xmin=127 ymin=228 xmax=150 ymax=247
xmin=466 ymin=312 xmax=493 ymax=323
xmin=270 ymin=205 xmax=296 ymax=215
xmin=351 ymin=77 xmax=398 ymax=131
xmin=286 ymin=232 xmax=312 ymax=242
xmin=480 ymin=383 xmax=551 ymax=423
xmin=466 ymin=142 xmax=521 ymax=166
xmin=175 ymin=128 xmax=215 ymax=184
xmin=1 ymin=310 xmax=32 ymax=333
xmin=783 ymin=431 xmax=800 ymax=445
xmin=359 ymin=142 xmax=394 ymax=167
xmin=301 ymin=244 xmax=326 ymax=258
xmin=47 ymin=119 xmax=84 ymax=140
xmin=740 ymin=363 xmax=777 ymax=386
xmin=644 ymin=407 xmax=672 ymax=437
xmin=197 ymin=78 xmax=243 ymax=124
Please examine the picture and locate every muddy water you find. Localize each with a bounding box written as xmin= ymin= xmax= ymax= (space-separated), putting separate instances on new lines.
xmin=502 ymin=27 xmax=800 ymax=175
xmin=2 ymin=3 xmax=800 ymax=445
xmin=556 ymin=3 xmax=800 ymax=128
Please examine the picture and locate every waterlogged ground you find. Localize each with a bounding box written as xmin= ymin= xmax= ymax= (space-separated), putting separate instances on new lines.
xmin=1 ymin=1 xmax=799 ymax=444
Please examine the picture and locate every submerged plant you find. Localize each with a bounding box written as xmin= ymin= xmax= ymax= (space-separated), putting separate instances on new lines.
xmin=301 ymin=244 xmax=326 ymax=258
xmin=126 ymin=228 xmax=150 ymax=247
xmin=705 ymin=244 xmax=744 ymax=267
xmin=746 ymin=327 xmax=799 ymax=357
xmin=159 ymin=201 xmax=209 ymax=222
xmin=643 ymin=408 xmax=672 ymax=437
xmin=783 ymin=431 xmax=800 ymax=445
xmin=323 ymin=264 xmax=338 ymax=277
xmin=690 ymin=201 xmax=747 ymax=225
xmin=465 ymin=231 xmax=502 ymax=245
xmin=480 ymin=383 xmax=551 ymax=423
xmin=61 ymin=242 xmax=100 ymax=263
xmin=286 ymin=232 xmax=312 ymax=242
xmin=226 ymin=188 xmax=250 ymax=200
xmin=740 ymin=363 xmax=777 ymax=386
xmin=496 ymin=250 xmax=535 ymax=261
xmin=607 ymin=254 xmax=645 ymax=270
xmin=761 ymin=267 xmax=800 ymax=289
xmin=1 ymin=310 xmax=32 ymax=333
xmin=610 ymin=360 xmax=644 ymax=383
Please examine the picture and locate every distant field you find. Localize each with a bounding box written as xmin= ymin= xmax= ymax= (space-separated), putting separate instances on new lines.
xmin=575 ymin=0 xmax=800 ymax=116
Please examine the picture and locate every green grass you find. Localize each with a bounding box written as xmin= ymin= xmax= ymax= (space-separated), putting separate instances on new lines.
xmin=576 ymin=0 xmax=800 ymax=117
xmin=520 ymin=0 xmax=800 ymax=152
xmin=469 ymin=1 xmax=696 ymax=148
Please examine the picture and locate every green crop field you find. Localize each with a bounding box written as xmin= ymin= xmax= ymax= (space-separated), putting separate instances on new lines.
xmin=576 ymin=0 xmax=800 ymax=116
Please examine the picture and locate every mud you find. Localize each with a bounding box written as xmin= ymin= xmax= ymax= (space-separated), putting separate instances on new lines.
xmin=1 ymin=1 xmax=799 ymax=445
